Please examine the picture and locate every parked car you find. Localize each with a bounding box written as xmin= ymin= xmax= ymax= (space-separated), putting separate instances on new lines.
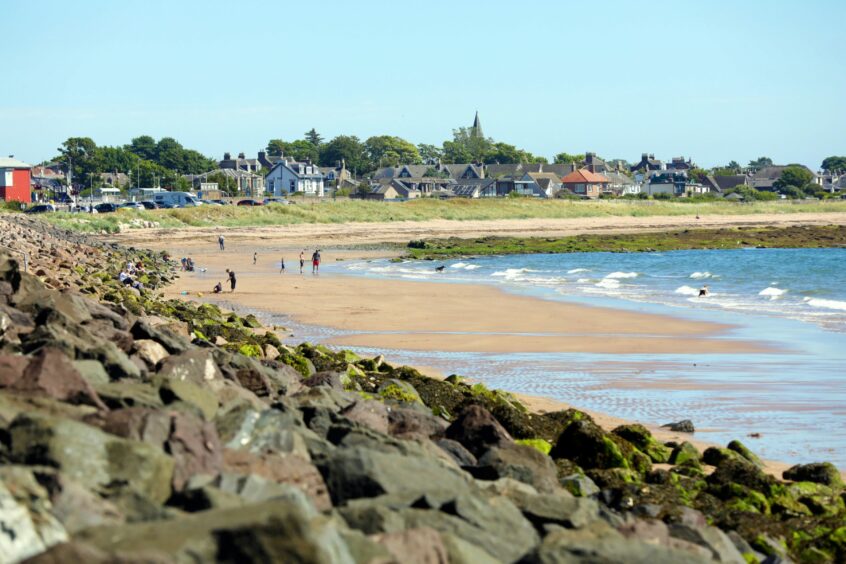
xmin=158 ymin=202 xmax=182 ymax=209
xmin=25 ymin=204 xmax=57 ymax=214
xmin=94 ymin=203 xmax=119 ymax=213
xmin=262 ymin=197 xmax=290 ymax=206
xmin=119 ymin=202 xmax=145 ymax=210
xmin=152 ymin=191 xmax=201 ymax=208
xmin=210 ymin=199 xmax=230 ymax=205
xmin=138 ymin=201 xmax=158 ymax=210
xmin=236 ymin=199 xmax=263 ymax=206
xmin=72 ymin=205 xmax=97 ymax=213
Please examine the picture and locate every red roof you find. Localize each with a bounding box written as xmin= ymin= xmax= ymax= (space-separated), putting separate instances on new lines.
xmin=560 ymin=168 xmax=609 ymax=184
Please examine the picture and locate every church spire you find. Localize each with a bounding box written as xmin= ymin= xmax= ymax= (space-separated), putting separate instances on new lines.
xmin=470 ymin=110 xmax=483 ymax=139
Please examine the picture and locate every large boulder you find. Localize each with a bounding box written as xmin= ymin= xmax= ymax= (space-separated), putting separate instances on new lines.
xmin=472 ymin=443 xmax=559 ymax=493
xmin=612 ymin=423 xmax=671 ymax=463
xmin=550 ymin=419 xmax=650 ymax=473
xmin=317 ymin=447 xmax=472 ymax=506
xmin=0 ymin=473 xmax=68 ymax=562
xmin=72 ymin=499 xmax=354 ymax=563
xmin=444 ymin=404 xmax=512 ymax=458
xmin=7 ymin=347 xmax=107 ymax=410
xmin=8 ymin=412 xmax=174 ymax=504
xmin=783 ymin=462 xmax=844 ymax=489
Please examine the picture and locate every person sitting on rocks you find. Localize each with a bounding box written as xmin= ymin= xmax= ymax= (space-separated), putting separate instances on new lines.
xmin=213 ymin=281 xmax=222 ymax=294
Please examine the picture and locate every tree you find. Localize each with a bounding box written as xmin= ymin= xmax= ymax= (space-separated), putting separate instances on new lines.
xmin=57 ymin=137 xmax=98 ymax=188
xmin=204 ymin=171 xmax=239 ymax=196
xmin=747 ymin=157 xmax=773 ymax=172
xmin=821 ymin=156 xmax=846 ymax=172
xmin=688 ymin=167 xmax=710 ymax=184
xmin=442 ymin=127 xmax=492 ymax=163
xmin=553 ymin=152 xmax=585 ymax=165
xmin=319 ymin=136 xmax=369 ymax=173
xmin=155 ymin=137 xmax=185 ymax=171
xmin=417 ymin=144 xmax=443 ymax=164
xmin=483 ymin=142 xmax=544 ymax=164
xmin=365 ymin=136 xmax=421 ymax=168
xmin=774 ymin=165 xmax=814 ymax=194
xmin=266 ymin=139 xmax=287 ymax=157
xmin=96 ymin=146 xmax=139 ymax=175
xmin=266 ymin=139 xmax=320 ymax=163
xmin=712 ymin=166 xmax=741 ymax=176
xmin=127 ymin=135 xmax=157 ymax=161
xmin=727 ymin=160 xmax=742 ymax=173
xmin=304 ymin=128 xmax=323 ymax=147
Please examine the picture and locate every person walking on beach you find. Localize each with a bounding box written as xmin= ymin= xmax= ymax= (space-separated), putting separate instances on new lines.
xmin=299 ymin=250 xmax=305 ymax=274
xmin=225 ymin=268 xmax=237 ymax=292
xmin=698 ymin=285 xmax=709 ymax=297
xmin=218 ymin=235 xmax=225 ymax=251
xmin=280 ymin=257 xmax=285 ymax=274
xmin=253 ymin=252 xmax=257 ymax=265
xmin=312 ymin=249 xmax=321 ymax=274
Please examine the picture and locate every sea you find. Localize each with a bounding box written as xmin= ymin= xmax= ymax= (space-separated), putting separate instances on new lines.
xmin=281 ymin=248 xmax=846 ymax=467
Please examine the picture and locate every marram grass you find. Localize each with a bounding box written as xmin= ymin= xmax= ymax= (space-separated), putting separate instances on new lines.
xmin=36 ymin=198 xmax=846 ymax=234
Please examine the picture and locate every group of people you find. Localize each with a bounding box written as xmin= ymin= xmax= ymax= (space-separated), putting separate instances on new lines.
xmin=180 ymin=257 xmax=196 ymax=272
xmin=207 ymin=233 xmax=323 ymax=294
xmin=118 ymin=260 xmax=145 ymax=290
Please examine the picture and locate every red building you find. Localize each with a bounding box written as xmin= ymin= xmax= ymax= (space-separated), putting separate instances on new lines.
xmin=0 ymin=157 xmax=32 ymax=203
xmin=560 ymin=168 xmax=610 ymax=199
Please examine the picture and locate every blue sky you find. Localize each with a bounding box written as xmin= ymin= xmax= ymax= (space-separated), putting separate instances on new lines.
xmin=2 ymin=0 xmax=844 ymax=168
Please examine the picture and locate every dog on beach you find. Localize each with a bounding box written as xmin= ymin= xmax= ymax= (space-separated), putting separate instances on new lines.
xmin=435 ymin=265 xmax=445 ymax=272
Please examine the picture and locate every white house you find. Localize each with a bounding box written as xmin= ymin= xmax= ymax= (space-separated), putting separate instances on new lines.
xmin=265 ymin=158 xmax=324 ymax=197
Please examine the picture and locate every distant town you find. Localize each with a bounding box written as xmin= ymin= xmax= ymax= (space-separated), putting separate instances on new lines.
xmin=2 ymin=112 xmax=845 ymax=208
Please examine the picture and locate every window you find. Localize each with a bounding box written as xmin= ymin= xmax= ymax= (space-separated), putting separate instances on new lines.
xmin=289 ymin=180 xmax=295 ymax=192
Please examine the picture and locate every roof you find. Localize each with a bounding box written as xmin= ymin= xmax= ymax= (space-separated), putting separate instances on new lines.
xmin=0 ymin=157 xmax=32 ymax=169
xmin=526 ymin=172 xmax=562 ymax=182
xmin=603 ymin=172 xmax=634 ymax=185
xmin=485 ymin=163 xmax=523 ymax=178
xmin=561 ymin=169 xmax=610 ymax=184
xmin=713 ymin=175 xmax=747 ymax=190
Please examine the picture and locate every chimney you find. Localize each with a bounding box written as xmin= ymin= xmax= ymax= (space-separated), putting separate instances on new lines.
xmin=224 ymin=152 xmax=231 ymax=160
xmin=238 ymin=152 xmax=245 ymax=159
xmin=258 ymin=151 xmax=266 ymax=161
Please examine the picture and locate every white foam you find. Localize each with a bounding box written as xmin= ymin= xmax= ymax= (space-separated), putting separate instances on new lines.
xmin=464 ymin=264 xmax=480 ymax=270
xmin=803 ymin=297 xmax=846 ymax=312
xmin=759 ymin=287 xmax=786 ymax=299
xmin=690 ymin=272 xmax=711 ymax=279
xmin=449 ymin=262 xmax=480 ymax=270
xmin=605 ymin=271 xmax=638 ymax=279
xmin=450 ymin=262 xmax=468 ymax=269
xmin=567 ymin=268 xmax=590 ymax=274
xmin=576 ymin=278 xmax=592 ymax=284
xmin=491 ymin=268 xmax=538 ymax=280
xmin=675 ymin=285 xmax=701 ymax=296
xmin=595 ymin=278 xmax=621 ymax=289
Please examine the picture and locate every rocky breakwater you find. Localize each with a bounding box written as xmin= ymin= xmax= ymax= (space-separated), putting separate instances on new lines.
xmin=0 ymin=217 xmax=843 ymax=563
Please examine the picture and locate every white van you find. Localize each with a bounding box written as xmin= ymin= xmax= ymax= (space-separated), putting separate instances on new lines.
xmin=152 ymin=191 xmax=202 ymax=207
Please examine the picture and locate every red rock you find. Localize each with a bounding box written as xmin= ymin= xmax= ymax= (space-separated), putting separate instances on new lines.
xmin=11 ymin=348 xmax=108 ymax=410
xmin=168 ymin=413 xmax=223 ymax=492
xmin=0 ymin=354 xmax=29 ymax=386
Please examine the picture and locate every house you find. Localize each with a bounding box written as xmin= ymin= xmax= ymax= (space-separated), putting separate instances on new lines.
xmin=362 ymin=180 xmax=421 ymax=201
xmin=521 ymin=172 xmax=562 ymax=198
xmin=666 ymin=156 xmax=696 ymax=171
xmin=748 ymin=165 xmax=817 ymax=192
xmin=560 ymin=168 xmax=610 ymax=199
xmin=451 ymin=178 xmax=497 ymax=198
xmin=30 ymin=164 xmax=67 ymax=199
xmin=265 ymin=158 xmax=324 ymax=197
xmin=99 ymin=172 xmax=129 ymax=187
xmin=630 ymin=153 xmax=664 ymax=173
xmin=391 ymin=177 xmax=454 ymax=195
xmin=319 ymin=160 xmax=354 ymax=187
xmin=713 ymin=175 xmax=748 ymax=192
xmin=185 ymin=169 xmax=265 ymax=196
xmin=645 ymin=171 xmax=707 ymax=196
xmin=219 ymin=152 xmax=261 ymax=173
xmin=582 ymin=152 xmax=609 ymax=173
xmin=0 ymin=157 xmax=32 ymax=203
xmin=603 ymin=171 xmax=637 ymax=195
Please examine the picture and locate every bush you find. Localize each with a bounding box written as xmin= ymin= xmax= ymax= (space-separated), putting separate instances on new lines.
xmin=652 ymin=192 xmax=673 ymax=200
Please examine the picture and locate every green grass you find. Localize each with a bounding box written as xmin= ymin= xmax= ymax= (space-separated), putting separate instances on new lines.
xmin=33 ymin=198 xmax=846 ymax=234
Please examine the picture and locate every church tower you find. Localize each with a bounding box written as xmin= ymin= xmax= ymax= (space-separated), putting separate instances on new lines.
xmin=470 ymin=111 xmax=484 ymax=139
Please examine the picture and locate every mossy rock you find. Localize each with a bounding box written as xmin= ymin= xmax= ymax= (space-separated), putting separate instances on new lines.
xmin=727 ymin=440 xmax=764 ymax=468
xmin=551 ymin=419 xmax=646 ymax=472
xmin=586 ymin=468 xmax=643 ymax=489
xmin=277 ymin=352 xmax=314 ymax=378
xmin=341 ymin=350 xmax=361 ymax=363
xmin=703 ymin=447 xmax=745 ymax=467
xmin=671 ymin=461 xmax=706 ymax=479
xmin=783 ymin=462 xmax=844 ymax=489
xmin=237 ymin=344 xmax=263 ymax=358
xmin=242 ymin=314 xmax=263 ymax=329
xmin=378 ymin=380 xmax=422 ymax=404
xmin=612 ymin=423 xmax=671 ymax=463
xmin=669 ymin=441 xmax=701 ymax=467
xmin=515 ymin=438 xmax=552 ymax=456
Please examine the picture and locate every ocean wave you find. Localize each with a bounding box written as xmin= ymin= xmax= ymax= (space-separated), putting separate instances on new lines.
xmin=605 ymin=271 xmax=638 ymax=279
xmin=595 ymin=278 xmax=621 ymax=289
xmin=803 ymin=297 xmax=846 ymax=312
xmin=576 ymin=278 xmax=592 ymax=284
xmin=759 ymin=287 xmax=787 ymax=299
xmin=675 ymin=285 xmax=701 ymax=296
xmin=567 ymin=268 xmax=590 ymax=274
xmin=690 ymin=272 xmax=712 ymax=279
xmin=491 ymin=268 xmax=539 ymax=280
xmin=449 ymin=262 xmax=479 ymax=270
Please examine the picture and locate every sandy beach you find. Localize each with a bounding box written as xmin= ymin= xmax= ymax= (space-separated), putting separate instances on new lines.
xmin=114 ymin=214 xmax=846 ymax=478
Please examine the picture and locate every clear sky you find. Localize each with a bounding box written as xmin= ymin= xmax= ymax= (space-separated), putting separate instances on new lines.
xmin=2 ymin=0 xmax=844 ymax=169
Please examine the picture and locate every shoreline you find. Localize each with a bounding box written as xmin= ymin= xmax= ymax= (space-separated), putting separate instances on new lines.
xmin=113 ymin=219 xmax=846 ymax=478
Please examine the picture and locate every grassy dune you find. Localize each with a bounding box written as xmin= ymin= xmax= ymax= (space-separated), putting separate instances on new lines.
xmin=39 ymin=198 xmax=846 ymax=233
